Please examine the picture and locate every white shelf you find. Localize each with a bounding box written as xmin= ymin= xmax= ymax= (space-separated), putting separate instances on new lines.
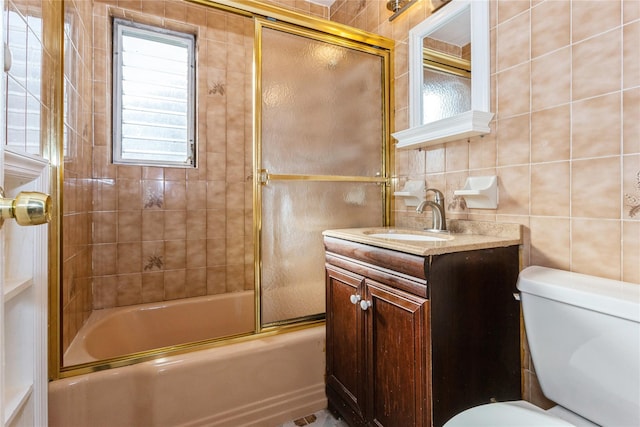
xmin=4 ymin=277 xmax=33 ymax=302
xmin=4 ymin=384 xmax=33 ymax=425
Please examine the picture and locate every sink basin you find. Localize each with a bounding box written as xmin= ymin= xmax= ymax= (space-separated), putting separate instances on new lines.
xmin=367 ymin=233 xmax=448 ymax=242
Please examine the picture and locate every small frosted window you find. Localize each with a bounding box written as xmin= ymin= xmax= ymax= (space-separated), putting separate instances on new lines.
xmin=112 ymin=19 xmax=196 ymax=167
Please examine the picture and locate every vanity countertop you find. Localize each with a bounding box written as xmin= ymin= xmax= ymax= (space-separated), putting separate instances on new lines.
xmin=322 ymin=220 xmax=522 ymax=257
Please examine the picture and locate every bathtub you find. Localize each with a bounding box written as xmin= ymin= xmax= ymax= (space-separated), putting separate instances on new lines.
xmin=50 ymin=325 xmax=327 ymax=426
xmin=64 ymin=291 xmax=256 ymax=365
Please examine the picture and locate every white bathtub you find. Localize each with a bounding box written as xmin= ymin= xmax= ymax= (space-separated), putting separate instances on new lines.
xmin=50 ymin=325 xmax=327 ymax=426
xmin=64 ymin=291 xmax=256 ymax=365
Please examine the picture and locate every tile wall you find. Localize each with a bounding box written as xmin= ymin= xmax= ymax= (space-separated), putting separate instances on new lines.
xmin=90 ymin=0 xmax=258 ymax=309
xmin=60 ymin=0 xmax=94 ymax=352
xmin=327 ymin=0 xmax=639 ymax=407
xmin=61 ymin=0 xmax=328 ymax=354
xmin=330 ymin=0 xmax=639 ymax=285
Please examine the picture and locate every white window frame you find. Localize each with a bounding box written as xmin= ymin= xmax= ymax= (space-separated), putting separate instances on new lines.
xmin=112 ymin=18 xmax=196 ymax=167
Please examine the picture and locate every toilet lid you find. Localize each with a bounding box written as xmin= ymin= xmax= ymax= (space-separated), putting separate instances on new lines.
xmin=443 ymin=401 xmax=576 ymax=427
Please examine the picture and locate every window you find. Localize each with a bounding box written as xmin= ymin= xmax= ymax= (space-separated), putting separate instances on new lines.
xmin=113 ymin=19 xmax=196 ymax=167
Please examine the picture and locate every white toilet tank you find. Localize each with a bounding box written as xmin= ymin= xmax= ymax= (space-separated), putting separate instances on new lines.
xmin=517 ymin=266 xmax=640 ymax=427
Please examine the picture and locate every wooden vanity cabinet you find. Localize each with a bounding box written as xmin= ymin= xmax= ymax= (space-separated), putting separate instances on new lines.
xmin=324 ymin=236 xmax=521 ymax=427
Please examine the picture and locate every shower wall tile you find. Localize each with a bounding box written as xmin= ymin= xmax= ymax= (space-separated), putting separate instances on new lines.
xmin=186 ymin=268 xmax=207 ymax=297
xmin=59 ymin=0 xmax=94 ymax=353
xmin=141 ymin=272 xmax=164 ymax=303
xmin=164 ymin=270 xmax=187 ymax=300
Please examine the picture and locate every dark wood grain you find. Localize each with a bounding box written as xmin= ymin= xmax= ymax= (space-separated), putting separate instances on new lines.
xmin=324 ymin=237 xmax=521 ymax=427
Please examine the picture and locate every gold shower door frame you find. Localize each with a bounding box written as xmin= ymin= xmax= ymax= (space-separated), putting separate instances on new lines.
xmin=253 ymin=19 xmax=392 ymax=330
xmin=51 ymin=0 xmax=393 ymax=379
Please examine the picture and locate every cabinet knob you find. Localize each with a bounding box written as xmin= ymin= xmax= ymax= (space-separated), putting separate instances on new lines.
xmin=360 ymin=300 xmax=371 ymax=311
xmin=0 ymin=189 xmax=52 ymax=228
xmin=350 ymin=294 xmax=361 ymax=305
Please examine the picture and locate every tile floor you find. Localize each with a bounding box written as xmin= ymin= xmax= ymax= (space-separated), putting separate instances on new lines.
xmin=280 ymin=409 xmax=349 ymax=427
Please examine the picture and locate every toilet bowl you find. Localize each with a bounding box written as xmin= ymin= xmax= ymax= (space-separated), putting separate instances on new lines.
xmin=444 ymin=266 xmax=640 ymax=427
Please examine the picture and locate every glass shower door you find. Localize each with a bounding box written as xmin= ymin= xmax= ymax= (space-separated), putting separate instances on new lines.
xmin=257 ymin=21 xmax=390 ymax=326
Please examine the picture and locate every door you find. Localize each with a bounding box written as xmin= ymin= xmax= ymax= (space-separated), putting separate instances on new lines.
xmin=365 ymin=280 xmax=430 ymax=427
xmin=325 ymin=265 xmax=366 ymax=423
xmin=256 ymin=19 xmax=391 ymax=327
xmin=0 ymin=0 xmax=52 ymax=423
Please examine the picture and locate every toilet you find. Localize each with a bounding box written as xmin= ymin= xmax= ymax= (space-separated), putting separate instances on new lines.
xmin=444 ymin=266 xmax=640 ymax=427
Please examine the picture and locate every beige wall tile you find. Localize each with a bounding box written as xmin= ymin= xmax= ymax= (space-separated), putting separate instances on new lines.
xmin=165 ymin=240 xmax=187 ymax=270
xmin=425 ymin=146 xmax=445 ymax=174
xmin=93 ymin=275 xmax=118 ymax=309
xmin=186 ymin=268 xmax=207 ymax=297
xmin=572 ymin=0 xmax=621 ymax=43
xmin=164 ymin=180 xmax=187 ymax=210
xmin=497 ymin=0 xmax=530 ymax=24
xmin=206 ymin=266 xmax=227 ymax=294
xmin=469 ymin=128 xmax=497 ymax=170
xmin=445 ymin=140 xmax=469 ymax=172
xmin=117 ymin=273 xmax=142 ymax=306
xmin=623 ymin=154 xmax=640 ymax=220
xmin=142 ymin=210 xmax=164 ymax=241
xmin=497 ymin=9 xmax=530 ymax=71
xmin=497 ymin=114 xmax=530 ymax=166
xmin=572 ymin=28 xmax=622 ymax=101
xmin=623 ymin=21 xmax=640 ymax=89
xmin=623 ymin=88 xmax=640 ymax=154
xmin=530 ymin=217 xmax=570 ymax=270
xmin=531 ymin=0 xmax=570 ymax=58
xmin=572 ymin=157 xmax=621 ymax=219
xmin=93 ymin=244 xmax=117 ymax=276
xmin=117 ymin=242 xmax=142 ymax=274
xmin=497 ymin=165 xmax=530 ymax=215
xmin=164 ymin=269 xmax=187 ymax=300
xmin=117 ymin=210 xmax=142 ymax=243
xmin=531 ymin=105 xmax=570 ymax=163
xmin=531 ymin=162 xmax=570 ymax=217
xmin=571 ymin=219 xmax=622 ymax=280
xmin=497 ymin=62 xmax=531 ymax=118
xmin=186 ymin=239 xmax=207 ymax=269
xmin=571 ymin=92 xmax=622 ymax=159
xmin=622 ymin=221 xmax=640 ymax=283
xmin=531 ymin=47 xmax=570 ymax=111
xmin=164 ymin=210 xmax=187 ymax=240
xmin=142 ymin=271 xmax=165 ymax=303
xmin=624 ymin=0 xmax=640 ymax=23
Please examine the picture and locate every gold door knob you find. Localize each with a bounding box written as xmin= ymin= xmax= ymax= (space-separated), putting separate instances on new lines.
xmin=0 ymin=190 xmax=52 ymax=227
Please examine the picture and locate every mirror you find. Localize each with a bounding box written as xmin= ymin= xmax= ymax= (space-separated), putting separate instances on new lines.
xmin=393 ymin=0 xmax=493 ymax=149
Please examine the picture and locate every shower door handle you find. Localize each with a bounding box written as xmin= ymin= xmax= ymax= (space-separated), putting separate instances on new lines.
xmin=0 ymin=188 xmax=52 ymax=228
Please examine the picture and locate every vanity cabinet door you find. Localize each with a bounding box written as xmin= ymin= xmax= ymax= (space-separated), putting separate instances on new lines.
xmin=325 ymin=265 xmax=367 ymax=425
xmin=364 ymin=279 xmax=430 ymax=427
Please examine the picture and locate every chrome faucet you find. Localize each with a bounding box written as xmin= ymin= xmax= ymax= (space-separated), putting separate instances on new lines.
xmin=416 ymin=188 xmax=447 ymax=232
